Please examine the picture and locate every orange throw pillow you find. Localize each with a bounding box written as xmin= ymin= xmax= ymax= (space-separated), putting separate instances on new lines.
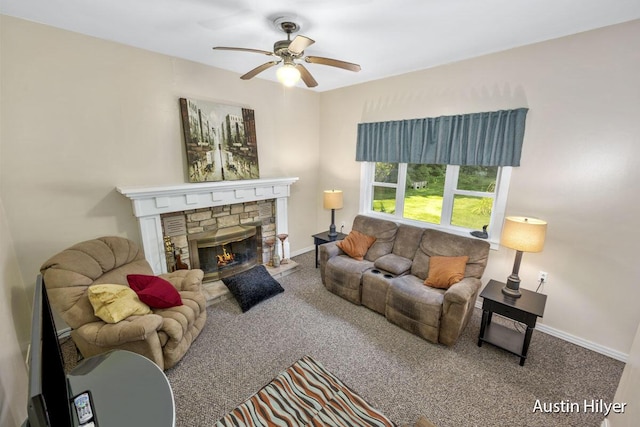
xmin=337 ymin=230 xmax=377 ymax=261
xmin=424 ymin=255 xmax=469 ymax=289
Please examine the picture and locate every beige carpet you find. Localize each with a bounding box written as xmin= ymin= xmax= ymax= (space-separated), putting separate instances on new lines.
xmin=62 ymin=251 xmax=624 ymax=427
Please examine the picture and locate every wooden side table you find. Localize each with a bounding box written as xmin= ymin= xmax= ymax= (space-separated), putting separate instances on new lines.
xmin=477 ymin=279 xmax=547 ymax=366
xmin=312 ymin=231 xmax=347 ymax=268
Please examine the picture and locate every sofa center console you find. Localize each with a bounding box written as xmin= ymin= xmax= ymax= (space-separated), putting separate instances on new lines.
xmin=361 ymin=269 xmax=397 ymax=315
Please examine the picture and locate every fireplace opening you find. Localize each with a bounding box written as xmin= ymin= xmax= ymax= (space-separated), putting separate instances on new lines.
xmin=188 ymin=224 xmax=262 ymax=282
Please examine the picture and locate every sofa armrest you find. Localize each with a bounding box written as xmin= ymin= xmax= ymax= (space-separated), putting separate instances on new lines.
xmin=178 ymin=289 xmax=207 ymax=313
xmin=444 ymin=277 xmax=480 ymax=305
xmin=319 ymin=241 xmax=344 ymax=282
xmin=74 ymin=314 xmax=163 ymax=346
xmin=159 ymin=269 xmax=205 ymax=292
xmin=439 ymin=277 xmax=482 ymax=346
xmin=320 ymin=241 xmax=343 ymax=261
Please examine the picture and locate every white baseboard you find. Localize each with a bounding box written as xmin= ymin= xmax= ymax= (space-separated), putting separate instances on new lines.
xmin=535 ymin=323 xmax=627 ymax=362
xmin=474 ymin=300 xmax=628 ymax=363
xmin=291 ymin=245 xmax=315 ymax=257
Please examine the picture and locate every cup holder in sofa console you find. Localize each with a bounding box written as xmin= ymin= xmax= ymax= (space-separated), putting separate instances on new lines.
xmin=371 ymin=269 xmax=381 ymax=274
xmin=383 ymin=274 xmax=394 ymax=279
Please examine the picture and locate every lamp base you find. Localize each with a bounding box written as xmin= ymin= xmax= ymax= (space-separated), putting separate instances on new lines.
xmin=501 ymin=275 xmax=522 ymax=298
xmin=328 ymin=208 xmax=337 ymax=238
xmin=501 ymin=286 xmax=522 ymax=298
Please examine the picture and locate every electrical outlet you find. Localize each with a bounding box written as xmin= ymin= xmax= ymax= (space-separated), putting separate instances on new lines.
xmin=341 ymin=221 xmax=346 ymax=228
xmin=538 ymin=271 xmax=548 ymax=283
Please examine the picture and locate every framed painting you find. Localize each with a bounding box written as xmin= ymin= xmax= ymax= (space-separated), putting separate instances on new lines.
xmin=179 ymin=98 xmax=260 ymax=182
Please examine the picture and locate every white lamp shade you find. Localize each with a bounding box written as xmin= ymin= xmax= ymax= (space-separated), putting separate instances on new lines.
xmin=500 ymin=216 xmax=547 ymax=253
xmin=323 ymin=190 xmax=343 ymax=210
xmin=276 ymin=64 xmax=301 ymax=87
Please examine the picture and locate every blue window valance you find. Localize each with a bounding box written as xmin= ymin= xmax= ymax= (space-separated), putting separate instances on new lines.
xmin=356 ymin=108 xmax=528 ymax=166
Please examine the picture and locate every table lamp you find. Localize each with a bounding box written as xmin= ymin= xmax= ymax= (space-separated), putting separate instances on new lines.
xmin=500 ymin=216 xmax=547 ymax=298
xmin=323 ymin=190 xmax=343 ymax=238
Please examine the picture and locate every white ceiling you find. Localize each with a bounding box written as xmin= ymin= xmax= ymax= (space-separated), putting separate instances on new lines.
xmin=2 ymin=0 xmax=640 ymax=91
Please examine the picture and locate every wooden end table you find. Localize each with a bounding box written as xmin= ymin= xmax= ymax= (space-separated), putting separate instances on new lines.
xmin=312 ymin=231 xmax=347 ymax=268
xmin=477 ymin=279 xmax=547 ymax=366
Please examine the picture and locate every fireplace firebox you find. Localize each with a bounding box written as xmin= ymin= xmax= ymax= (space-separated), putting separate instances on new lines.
xmin=188 ymin=224 xmax=262 ymax=282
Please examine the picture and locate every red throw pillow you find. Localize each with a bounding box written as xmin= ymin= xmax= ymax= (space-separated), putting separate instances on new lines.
xmin=127 ymin=274 xmax=183 ymax=308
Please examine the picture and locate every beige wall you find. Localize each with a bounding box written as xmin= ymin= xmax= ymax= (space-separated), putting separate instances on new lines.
xmin=319 ymin=20 xmax=640 ymax=356
xmin=0 ymin=198 xmax=29 ymax=427
xmin=0 ymin=15 xmax=320 ymax=334
xmin=2 ymin=14 xmax=640 ymax=422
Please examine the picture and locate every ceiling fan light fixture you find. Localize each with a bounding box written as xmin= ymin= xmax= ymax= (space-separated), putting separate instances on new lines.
xmin=277 ymin=63 xmax=301 ymax=87
xmin=213 ymin=19 xmax=360 ymax=88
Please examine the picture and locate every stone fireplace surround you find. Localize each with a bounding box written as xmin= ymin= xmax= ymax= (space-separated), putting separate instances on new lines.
xmin=177 ymin=208 xmax=267 ymax=280
xmin=117 ymin=177 xmax=299 ymax=276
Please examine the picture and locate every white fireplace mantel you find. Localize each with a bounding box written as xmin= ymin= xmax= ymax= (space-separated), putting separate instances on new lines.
xmin=117 ymin=177 xmax=299 ymax=274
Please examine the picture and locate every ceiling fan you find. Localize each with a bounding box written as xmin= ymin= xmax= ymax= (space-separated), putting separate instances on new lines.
xmin=213 ymin=18 xmax=361 ymax=88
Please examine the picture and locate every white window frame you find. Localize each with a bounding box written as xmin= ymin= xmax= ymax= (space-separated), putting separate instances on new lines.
xmin=359 ymin=162 xmax=512 ymax=248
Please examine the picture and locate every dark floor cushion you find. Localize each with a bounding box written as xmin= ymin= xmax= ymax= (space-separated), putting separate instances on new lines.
xmin=222 ymin=265 xmax=284 ymax=312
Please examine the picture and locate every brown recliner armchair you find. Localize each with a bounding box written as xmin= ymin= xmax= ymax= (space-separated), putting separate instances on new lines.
xmin=40 ymin=236 xmax=207 ymax=370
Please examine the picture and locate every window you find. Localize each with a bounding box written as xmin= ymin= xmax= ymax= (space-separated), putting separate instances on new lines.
xmin=361 ymin=162 xmax=511 ymax=243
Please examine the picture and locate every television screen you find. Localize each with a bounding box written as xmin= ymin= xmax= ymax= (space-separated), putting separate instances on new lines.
xmin=25 ymin=275 xmax=73 ymax=427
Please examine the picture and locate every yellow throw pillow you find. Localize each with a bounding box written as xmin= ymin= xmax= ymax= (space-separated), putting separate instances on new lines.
xmin=424 ymin=256 xmax=469 ymax=289
xmin=336 ymin=230 xmax=377 ymax=261
xmin=88 ymin=284 xmax=152 ymax=323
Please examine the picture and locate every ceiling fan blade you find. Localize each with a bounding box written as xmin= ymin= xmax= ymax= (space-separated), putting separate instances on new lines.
xmin=305 ymin=56 xmax=361 ymax=72
xmin=241 ymin=61 xmax=279 ymax=80
xmin=213 ymin=46 xmax=276 ymax=57
xmin=288 ymin=35 xmax=315 ymax=55
xmin=296 ymin=64 xmax=318 ymax=88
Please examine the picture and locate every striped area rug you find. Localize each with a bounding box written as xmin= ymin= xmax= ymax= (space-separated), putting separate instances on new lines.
xmin=215 ymin=355 xmax=396 ymax=427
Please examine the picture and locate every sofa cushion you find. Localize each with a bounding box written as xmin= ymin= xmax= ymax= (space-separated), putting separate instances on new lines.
xmin=374 ymin=253 xmax=413 ymax=276
xmin=385 ymin=275 xmax=444 ymax=343
xmin=127 ymin=274 xmax=183 ymax=308
xmin=88 ymin=284 xmax=152 ymax=323
xmin=411 ymin=229 xmax=490 ymax=280
xmin=362 ymin=270 xmax=394 ymax=315
xmin=391 ymin=224 xmax=424 ymax=260
xmin=424 ymin=256 xmax=469 ymax=289
xmin=352 ymin=215 xmax=398 ymax=262
xmin=324 ymin=255 xmax=374 ymax=305
xmin=337 ymin=230 xmax=377 ymax=261
xmin=40 ymin=236 xmax=154 ymax=329
xmin=222 ymin=265 xmax=284 ymax=312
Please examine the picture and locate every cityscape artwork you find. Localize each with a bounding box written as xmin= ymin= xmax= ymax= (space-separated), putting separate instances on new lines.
xmin=179 ymin=98 xmax=260 ymax=183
